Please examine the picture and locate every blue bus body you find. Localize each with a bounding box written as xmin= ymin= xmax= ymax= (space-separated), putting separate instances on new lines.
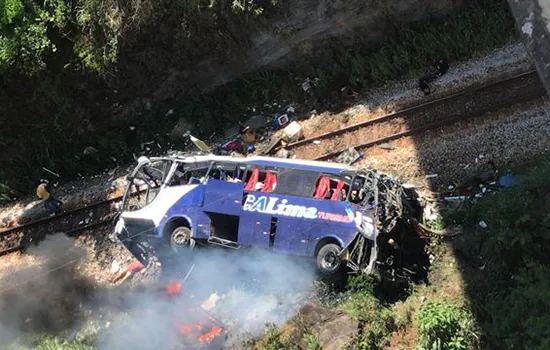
xmin=115 ymin=155 xmax=383 ymax=275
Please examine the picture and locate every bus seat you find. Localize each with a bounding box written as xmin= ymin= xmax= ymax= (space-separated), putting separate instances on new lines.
xmin=262 ymin=171 xmax=277 ymax=193
xmin=314 ymin=176 xmax=331 ymax=199
xmin=244 ymin=167 xmax=260 ymax=191
xmin=331 ymin=179 xmax=345 ymax=201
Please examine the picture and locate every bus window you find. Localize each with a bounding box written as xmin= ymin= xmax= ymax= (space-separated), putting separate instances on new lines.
xmin=167 ymin=162 xmax=210 ymax=186
xmin=243 ymin=166 xmax=278 ymax=192
xmin=313 ymin=175 xmax=350 ymax=201
xmin=349 ymin=175 xmax=371 ymax=205
xmin=272 ymin=169 xmax=319 ymax=197
xmin=207 ymin=162 xmax=240 ymax=182
xmin=124 ymin=159 xmax=172 ymax=211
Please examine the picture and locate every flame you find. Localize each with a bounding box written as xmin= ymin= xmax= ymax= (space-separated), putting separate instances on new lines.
xmin=198 ymin=325 xmax=223 ymax=343
xmin=176 ymin=321 xmax=224 ymax=344
xmin=165 ymin=280 xmax=182 ymax=297
xmin=177 ymin=323 xmax=193 ymax=335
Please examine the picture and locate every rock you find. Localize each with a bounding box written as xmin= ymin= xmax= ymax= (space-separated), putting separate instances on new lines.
xmin=336 ymin=147 xmax=360 ymax=164
xmin=282 ymin=121 xmax=303 ymax=143
xmin=315 ymin=314 xmax=359 ymax=350
xmin=378 ymin=142 xmax=396 ymax=150
xmin=276 ymin=148 xmax=291 ymax=159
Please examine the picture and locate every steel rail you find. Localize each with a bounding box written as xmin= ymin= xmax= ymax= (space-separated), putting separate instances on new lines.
xmin=0 ymin=70 xmax=545 ymax=256
xmin=284 ymin=70 xmax=541 ymax=152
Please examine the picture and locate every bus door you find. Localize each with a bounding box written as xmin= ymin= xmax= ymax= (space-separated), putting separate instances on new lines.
xmin=202 ymin=163 xmax=245 ymax=244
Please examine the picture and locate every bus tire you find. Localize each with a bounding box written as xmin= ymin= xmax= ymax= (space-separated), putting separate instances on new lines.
xmin=170 ymin=226 xmax=196 ymax=253
xmin=316 ymin=243 xmax=343 ymax=277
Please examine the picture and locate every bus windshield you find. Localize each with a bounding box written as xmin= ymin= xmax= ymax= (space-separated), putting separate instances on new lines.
xmin=123 ymin=159 xmax=173 ymax=211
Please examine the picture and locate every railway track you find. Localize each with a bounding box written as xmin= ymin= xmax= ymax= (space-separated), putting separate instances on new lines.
xmin=275 ymin=70 xmax=546 ymax=161
xmin=0 ymin=196 xmax=123 ymax=257
xmin=0 ymin=70 xmax=546 ymax=257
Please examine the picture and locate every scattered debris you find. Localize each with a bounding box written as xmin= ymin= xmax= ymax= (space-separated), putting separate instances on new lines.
xmin=201 ymin=293 xmax=221 ymax=311
xmin=478 ymin=220 xmax=488 ymax=229
xmin=42 ymin=167 xmax=61 ymax=178
xmin=335 ymin=147 xmax=360 ymax=164
xmin=272 ymin=114 xmax=289 ymax=127
xmin=275 ymin=148 xmax=292 ymax=159
xmin=110 ymin=260 xmax=120 ymax=274
xmin=313 ymin=140 xmax=321 ymax=145
xmin=83 ymin=146 xmax=98 ymax=155
xmin=444 ymin=195 xmax=466 ymax=201
xmin=188 ymin=134 xmax=212 ymax=152
xmin=282 ymin=121 xmax=303 ymax=143
xmin=499 ymin=174 xmax=516 ymax=188
xmin=425 ymin=174 xmax=438 ymax=179
xmin=240 ymin=125 xmax=256 ymax=144
xmin=378 ymin=142 xmax=396 ymax=150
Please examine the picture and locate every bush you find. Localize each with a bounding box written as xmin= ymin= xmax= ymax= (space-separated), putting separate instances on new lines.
xmin=450 ymin=160 xmax=550 ymax=349
xmin=341 ymin=292 xmax=395 ymax=349
xmin=416 ymin=302 xmax=479 ymax=350
xmin=256 ymin=323 xmax=298 ymax=350
xmin=6 ymin=335 xmax=93 ymax=350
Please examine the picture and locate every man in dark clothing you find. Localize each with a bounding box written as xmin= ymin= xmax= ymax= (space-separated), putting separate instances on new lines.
xmin=435 ymin=57 xmax=449 ymax=76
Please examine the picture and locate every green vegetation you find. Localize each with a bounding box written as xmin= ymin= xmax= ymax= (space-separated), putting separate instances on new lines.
xmin=303 ymin=327 xmax=321 ymax=350
xmin=416 ymin=301 xmax=478 ymax=350
xmin=0 ymin=0 xmax=518 ymax=202
xmin=444 ymin=160 xmax=550 ymax=349
xmin=7 ymin=335 xmax=93 ymax=350
xmin=0 ymin=0 xmax=282 ymax=74
xmin=256 ymin=323 xmax=298 ymax=350
xmin=340 ymin=275 xmax=396 ymax=349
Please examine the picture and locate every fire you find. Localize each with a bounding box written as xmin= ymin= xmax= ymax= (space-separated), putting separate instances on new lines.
xmin=176 ymin=321 xmax=224 ymax=344
xmin=165 ymin=280 xmax=182 ymax=297
xmin=198 ymin=325 xmax=223 ymax=343
xmin=167 ymin=280 xmax=225 ymax=345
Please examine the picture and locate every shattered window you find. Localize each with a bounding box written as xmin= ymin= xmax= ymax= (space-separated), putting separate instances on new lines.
xmin=207 ymin=162 xmax=243 ymax=182
xmin=167 ymin=161 xmax=211 ymax=186
xmin=272 ymin=169 xmax=318 ymax=197
xmin=124 ymin=160 xmax=172 ymax=211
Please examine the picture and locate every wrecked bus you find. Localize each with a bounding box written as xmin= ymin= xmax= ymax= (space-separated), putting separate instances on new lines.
xmin=114 ymin=154 xmax=421 ymax=278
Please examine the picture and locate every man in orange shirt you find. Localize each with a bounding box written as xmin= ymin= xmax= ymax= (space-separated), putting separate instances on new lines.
xmin=111 ymin=260 xmax=145 ymax=284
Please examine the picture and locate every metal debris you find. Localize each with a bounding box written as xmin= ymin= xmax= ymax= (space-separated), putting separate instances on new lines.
xmin=335 ymin=147 xmax=360 ymax=164
xmin=42 ymin=167 xmax=61 ymax=178
xmin=83 ymin=146 xmax=98 ymax=155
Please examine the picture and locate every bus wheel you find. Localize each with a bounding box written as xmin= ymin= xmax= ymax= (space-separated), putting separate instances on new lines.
xmin=316 ymin=243 xmax=343 ymax=276
xmin=170 ymin=226 xmax=196 ymax=252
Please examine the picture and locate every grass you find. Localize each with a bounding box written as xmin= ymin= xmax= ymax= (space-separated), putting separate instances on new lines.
xmin=7 ymin=335 xmax=93 ymax=350
xmin=0 ymin=0 xmax=518 ymax=202
xmin=255 ymin=323 xmax=299 ymax=350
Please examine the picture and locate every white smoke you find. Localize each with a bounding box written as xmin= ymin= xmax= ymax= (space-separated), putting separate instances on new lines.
xmin=98 ymin=247 xmax=316 ymax=349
